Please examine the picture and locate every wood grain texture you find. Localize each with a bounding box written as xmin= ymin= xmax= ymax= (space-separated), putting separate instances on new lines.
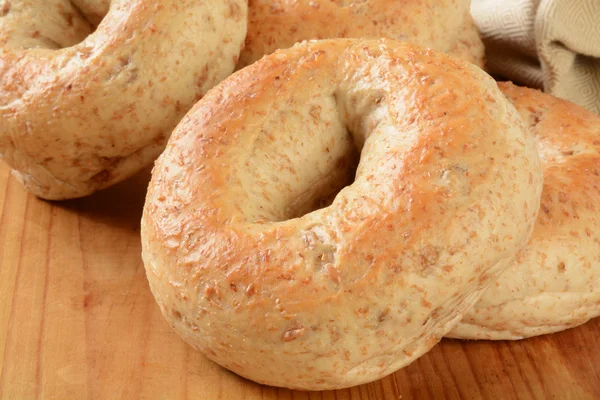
xmin=0 ymin=161 xmax=598 ymax=400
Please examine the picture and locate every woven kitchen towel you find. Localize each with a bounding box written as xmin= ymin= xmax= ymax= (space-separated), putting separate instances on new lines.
xmin=472 ymin=0 xmax=600 ymax=114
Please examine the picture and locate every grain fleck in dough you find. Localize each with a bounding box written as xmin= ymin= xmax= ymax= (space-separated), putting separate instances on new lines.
xmin=449 ymin=82 xmax=600 ymax=340
xmin=0 ymin=0 xmax=247 ymax=199
xmin=239 ymin=0 xmax=485 ymax=68
xmin=141 ymin=39 xmax=543 ymax=390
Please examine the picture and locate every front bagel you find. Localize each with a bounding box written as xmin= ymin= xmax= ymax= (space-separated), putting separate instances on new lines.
xmin=0 ymin=0 xmax=247 ymax=199
xmin=141 ymin=39 xmax=543 ymax=390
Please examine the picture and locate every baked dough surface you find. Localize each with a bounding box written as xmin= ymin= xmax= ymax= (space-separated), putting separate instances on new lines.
xmin=239 ymin=0 xmax=485 ymax=68
xmin=0 ymin=0 xmax=247 ymax=199
xmin=449 ymin=82 xmax=600 ymax=340
xmin=142 ymin=40 xmax=543 ymax=390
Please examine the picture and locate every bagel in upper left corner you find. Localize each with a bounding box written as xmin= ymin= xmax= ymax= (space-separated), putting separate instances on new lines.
xmin=0 ymin=0 xmax=247 ymax=200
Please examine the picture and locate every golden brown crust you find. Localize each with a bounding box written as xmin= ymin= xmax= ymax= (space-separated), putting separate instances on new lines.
xmin=0 ymin=0 xmax=248 ymax=199
xmin=141 ymin=39 xmax=542 ymax=390
xmin=238 ymin=0 xmax=485 ymax=68
xmin=448 ymin=82 xmax=600 ymax=340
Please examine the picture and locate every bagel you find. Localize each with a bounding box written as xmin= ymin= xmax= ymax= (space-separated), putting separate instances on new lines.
xmin=0 ymin=0 xmax=247 ymax=199
xmin=448 ymin=82 xmax=600 ymax=340
xmin=141 ymin=39 xmax=543 ymax=390
xmin=238 ymin=0 xmax=485 ymax=68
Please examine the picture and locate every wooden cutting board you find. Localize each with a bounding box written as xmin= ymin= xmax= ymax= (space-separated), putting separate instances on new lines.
xmin=0 ymin=161 xmax=598 ymax=400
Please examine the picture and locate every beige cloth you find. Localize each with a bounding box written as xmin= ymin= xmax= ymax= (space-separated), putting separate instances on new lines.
xmin=472 ymin=0 xmax=600 ymax=114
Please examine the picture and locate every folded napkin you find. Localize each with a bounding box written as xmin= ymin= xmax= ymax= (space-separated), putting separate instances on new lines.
xmin=472 ymin=0 xmax=600 ymax=115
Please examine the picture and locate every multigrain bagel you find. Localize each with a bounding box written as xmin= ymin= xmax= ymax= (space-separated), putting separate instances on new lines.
xmin=238 ymin=0 xmax=485 ymax=68
xmin=0 ymin=0 xmax=247 ymax=199
xmin=448 ymin=82 xmax=600 ymax=340
xmin=141 ymin=39 xmax=543 ymax=390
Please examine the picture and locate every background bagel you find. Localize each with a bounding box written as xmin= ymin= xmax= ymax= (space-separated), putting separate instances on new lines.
xmin=0 ymin=0 xmax=247 ymax=199
xmin=448 ymin=82 xmax=600 ymax=340
xmin=238 ymin=0 xmax=485 ymax=68
xmin=141 ymin=39 xmax=543 ymax=390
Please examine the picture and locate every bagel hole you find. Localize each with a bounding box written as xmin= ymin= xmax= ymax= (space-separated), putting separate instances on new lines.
xmin=244 ymin=95 xmax=363 ymax=223
xmin=68 ymin=0 xmax=111 ymax=27
xmin=283 ymin=144 xmax=360 ymax=220
xmin=10 ymin=0 xmax=110 ymax=50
